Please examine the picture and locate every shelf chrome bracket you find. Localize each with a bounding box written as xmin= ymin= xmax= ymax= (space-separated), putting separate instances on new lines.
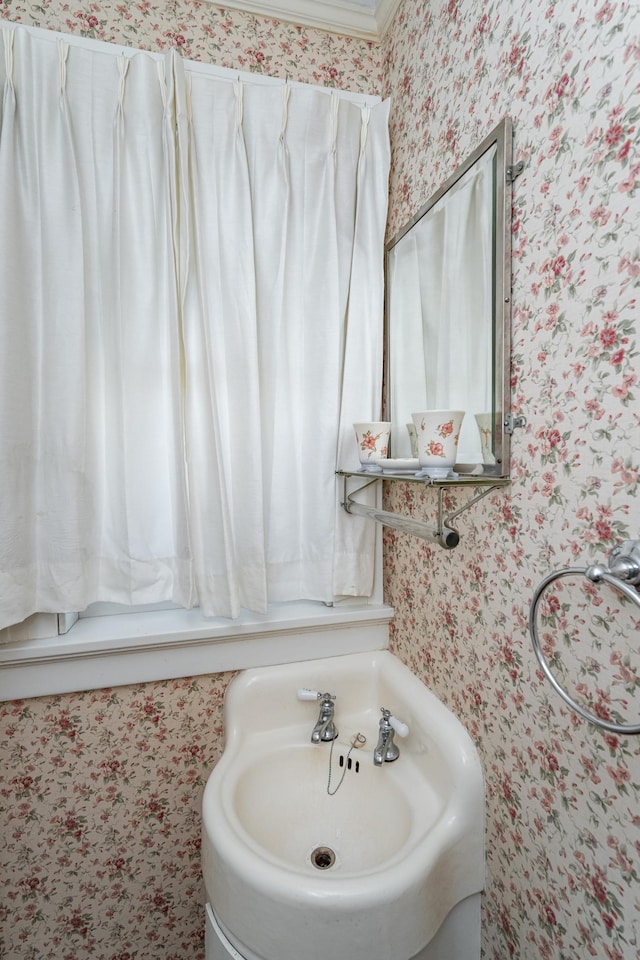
xmin=504 ymin=413 xmax=527 ymax=435
xmin=340 ymin=473 xmax=502 ymax=550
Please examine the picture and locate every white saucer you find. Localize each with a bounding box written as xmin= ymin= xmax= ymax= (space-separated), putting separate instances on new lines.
xmin=374 ymin=458 xmax=420 ymax=474
xmin=454 ymin=463 xmax=485 ymax=476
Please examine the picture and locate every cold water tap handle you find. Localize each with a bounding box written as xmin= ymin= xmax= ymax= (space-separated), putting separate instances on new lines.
xmin=380 ymin=708 xmax=409 ymax=737
xmin=389 ymin=714 xmax=409 ymax=738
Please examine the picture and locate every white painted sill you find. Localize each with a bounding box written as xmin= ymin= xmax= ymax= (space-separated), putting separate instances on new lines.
xmin=0 ymin=600 xmax=393 ymax=701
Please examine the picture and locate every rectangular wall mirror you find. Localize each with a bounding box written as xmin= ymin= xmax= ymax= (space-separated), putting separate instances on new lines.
xmin=385 ymin=118 xmax=515 ymax=481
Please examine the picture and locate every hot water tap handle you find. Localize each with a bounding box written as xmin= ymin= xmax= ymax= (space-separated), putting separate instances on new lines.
xmin=299 ymin=690 xmax=339 ymax=743
xmin=297 ymin=689 xmax=336 ymax=702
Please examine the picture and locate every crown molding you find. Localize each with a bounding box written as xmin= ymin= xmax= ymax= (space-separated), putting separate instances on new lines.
xmin=210 ymin=0 xmax=401 ymax=42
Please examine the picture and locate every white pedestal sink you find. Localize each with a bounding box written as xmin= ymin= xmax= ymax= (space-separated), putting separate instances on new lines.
xmin=202 ymin=651 xmax=484 ymax=960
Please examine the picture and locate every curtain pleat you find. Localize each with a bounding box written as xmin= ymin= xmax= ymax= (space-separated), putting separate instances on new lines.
xmin=0 ymin=25 xmax=390 ymax=631
xmin=333 ymin=100 xmax=391 ymax=597
xmin=176 ymin=65 xmax=268 ymax=618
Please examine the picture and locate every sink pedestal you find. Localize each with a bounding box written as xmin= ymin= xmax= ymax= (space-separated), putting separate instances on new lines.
xmin=206 ymin=895 xmax=481 ymax=960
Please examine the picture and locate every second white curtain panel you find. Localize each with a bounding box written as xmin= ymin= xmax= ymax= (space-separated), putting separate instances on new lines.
xmin=175 ymin=59 xmax=390 ymax=617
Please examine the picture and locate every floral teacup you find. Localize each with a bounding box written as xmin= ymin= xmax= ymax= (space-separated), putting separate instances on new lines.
xmin=411 ymin=410 xmax=465 ymax=479
xmin=353 ymin=422 xmax=391 ymax=473
xmin=474 ymin=413 xmax=496 ymax=465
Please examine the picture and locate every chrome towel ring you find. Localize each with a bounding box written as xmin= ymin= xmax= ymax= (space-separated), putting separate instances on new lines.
xmin=529 ymin=540 xmax=640 ymax=735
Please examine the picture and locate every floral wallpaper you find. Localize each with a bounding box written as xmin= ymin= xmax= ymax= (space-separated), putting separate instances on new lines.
xmin=2 ymin=1 xmax=640 ymax=960
xmin=382 ymin=1 xmax=640 ymax=959
xmin=0 ymin=0 xmax=384 ymax=92
xmin=0 ymin=675 xmax=233 ymax=960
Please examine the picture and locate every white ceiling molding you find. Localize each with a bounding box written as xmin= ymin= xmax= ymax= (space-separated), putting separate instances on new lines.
xmin=210 ymin=0 xmax=402 ymax=42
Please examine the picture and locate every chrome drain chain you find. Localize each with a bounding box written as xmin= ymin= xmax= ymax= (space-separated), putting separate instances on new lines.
xmin=326 ymin=732 xmax=366 ymax=795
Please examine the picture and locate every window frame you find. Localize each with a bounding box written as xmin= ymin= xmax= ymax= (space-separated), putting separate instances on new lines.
xmin=0 ymin=525 xmax=390 ymax=701
xmin=0 ymin=598 xmax=393 ymax=701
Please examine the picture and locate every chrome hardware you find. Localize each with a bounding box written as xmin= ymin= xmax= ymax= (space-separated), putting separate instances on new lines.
xmin=339 ymin=473 xmax=505 ymax=550
xmin=587 ymin=539 xmax=640 ymax=587
xmin=529 ymin=539 xmax=640 ymax=735
xmin=506 ymin=160 xmax=524 ymax=183
xmin=297 ymin=689 xmax=338 ymax=743
xmin=345 ymin=494 xmax=460 ymax=549
xmin=503 ymin=413 xmax=527 ymax=435
xmin=373 ymin=708 xmax=409 ymax=765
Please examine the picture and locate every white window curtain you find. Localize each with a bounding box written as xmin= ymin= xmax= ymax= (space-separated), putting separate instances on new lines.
xmin=0 ymin=24 xmax=390 ymax=632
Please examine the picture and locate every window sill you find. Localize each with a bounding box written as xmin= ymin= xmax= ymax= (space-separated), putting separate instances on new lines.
xmin=0 ymin=601 xmax=393 ymax=701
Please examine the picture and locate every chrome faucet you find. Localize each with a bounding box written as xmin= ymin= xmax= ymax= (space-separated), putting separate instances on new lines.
xmin=311 ymin=692 xmax=338 ymax=743
xmin=373 ymin=708 xmax=409 ymax=765
xmin=297 ymin=689 xmax=338 ymax=743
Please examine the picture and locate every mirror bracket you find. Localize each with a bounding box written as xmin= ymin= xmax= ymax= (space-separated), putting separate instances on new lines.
xmin=338 ymin=471 xmax=507 ymax=550
xmin=506 ymin=160 xmax=524 ymax=183
xmin=504 ymin=413 xmax=527 ymax=436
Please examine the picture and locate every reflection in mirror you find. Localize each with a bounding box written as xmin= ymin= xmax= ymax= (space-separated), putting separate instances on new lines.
xmin=385 ymin=119 xmax=513 ymax=477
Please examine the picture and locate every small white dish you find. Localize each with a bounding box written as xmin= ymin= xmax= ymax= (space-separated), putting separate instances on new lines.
xmin=454 ymin=463 xmax=485 ymax=476
xmin=374 ymin=458 xmax=420 ymax=474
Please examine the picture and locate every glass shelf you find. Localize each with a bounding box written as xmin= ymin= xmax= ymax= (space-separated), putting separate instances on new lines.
xmin=336 ymin=470 xmax=510 ymax=548
xmin=336 ymin=469 xmax=510 ymax=487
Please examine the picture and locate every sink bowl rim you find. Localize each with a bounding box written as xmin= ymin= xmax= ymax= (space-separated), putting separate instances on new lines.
xmin=207 ymin=737 xmax=450 ymax=884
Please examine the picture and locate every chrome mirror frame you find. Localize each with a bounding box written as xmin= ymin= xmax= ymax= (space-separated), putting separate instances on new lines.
xmin=384 ymin=118 xmax=517 ymax=481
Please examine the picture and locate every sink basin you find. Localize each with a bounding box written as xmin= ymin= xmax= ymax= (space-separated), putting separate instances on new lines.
xmin=232 ymin=739 xmax=441 ymax=873
xmin=202 ymin=651 xmax=484 ymax=960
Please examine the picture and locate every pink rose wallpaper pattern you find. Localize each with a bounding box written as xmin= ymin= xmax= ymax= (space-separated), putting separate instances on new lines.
xmin=0 ymin=0 xmax=384 ymax=92
xmin=383 ymin=1 xmax=640 ymax=959
xmin=1 ymin=1 xmax=640 ymax=959
xmin=0 ymin=675 xmax=233 ymax=959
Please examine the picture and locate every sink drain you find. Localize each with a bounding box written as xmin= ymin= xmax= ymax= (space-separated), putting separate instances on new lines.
xmin=311 ymin=846 xmax=336 ymax=870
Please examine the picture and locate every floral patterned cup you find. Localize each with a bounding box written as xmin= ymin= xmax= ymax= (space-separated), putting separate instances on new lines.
xmin=406 ymin=422 xmax=419 ymax=457
xmin=353 ymin=422 xmax=391 ymax=472
xmin=411 ymin=410 xmax=465 ymax=479
xmin=474 ymin=413 xmax=496 ymax=465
